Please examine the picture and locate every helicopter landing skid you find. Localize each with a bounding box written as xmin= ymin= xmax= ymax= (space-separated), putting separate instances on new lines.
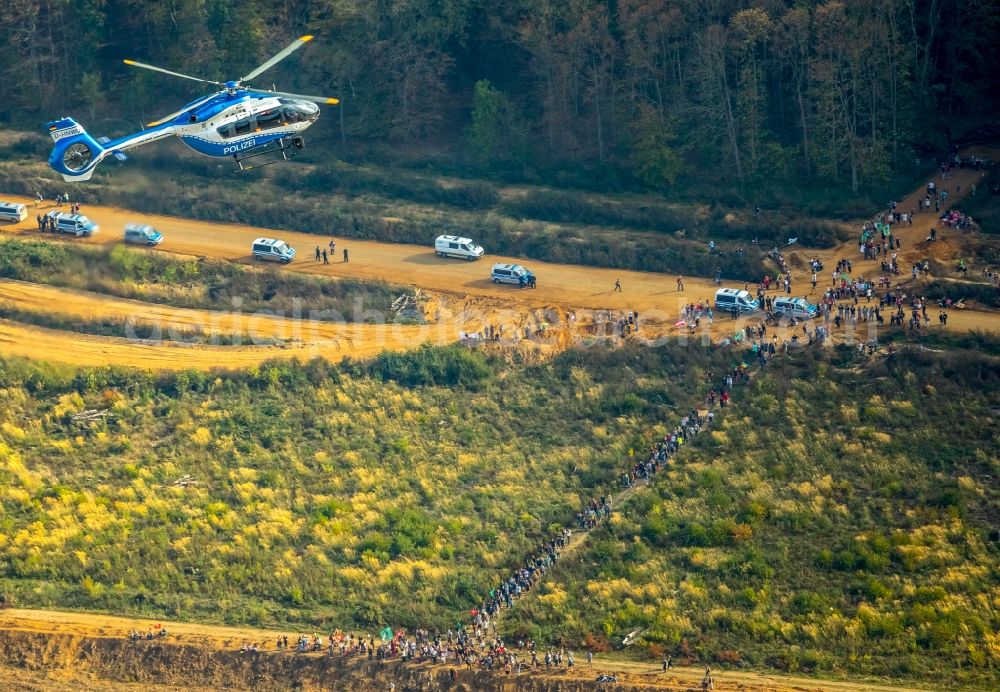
xmin=233 ymin=135 xmax=305 ymax=172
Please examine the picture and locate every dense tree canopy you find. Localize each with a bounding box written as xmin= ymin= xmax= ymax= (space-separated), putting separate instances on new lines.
xmin=1 ymin=0 xmax=998 ymax=190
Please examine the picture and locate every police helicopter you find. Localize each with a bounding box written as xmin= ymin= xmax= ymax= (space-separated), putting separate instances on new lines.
xmin=46 ymin=35 xmax=338 ymax=182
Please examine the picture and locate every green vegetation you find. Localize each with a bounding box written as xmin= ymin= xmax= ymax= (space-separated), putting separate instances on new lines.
xmin=0 ymin=237 xmax=398 ymax=318
xmin=958 ymin=169 xmax=1000 ymax=237
xmin=0 ymin=343 xmax=738 ymax=631
xmin=503 ymin=341 xmax=1000 ymax=688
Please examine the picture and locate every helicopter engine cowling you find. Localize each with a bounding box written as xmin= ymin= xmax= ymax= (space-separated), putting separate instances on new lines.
xmin=47 ymin=118 xmax=107 ymax=182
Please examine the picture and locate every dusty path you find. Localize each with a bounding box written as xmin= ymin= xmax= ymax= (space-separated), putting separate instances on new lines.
xmin=0 ymin=273 xmax=993 ymax=371
xmin=0 ymin=275 xmax=443 ymax=344
xmin=0 ymin=609 xmax=933 ymax=692
xmin=4 ymin=194 xmax=697 ymax=315
xmin=3 ymin=156 xmax=996 ymax=321
xmin=0 ymin=160 xmax=998 ymax=370
xmin=0 ymin=318 xmax=412 ymax=370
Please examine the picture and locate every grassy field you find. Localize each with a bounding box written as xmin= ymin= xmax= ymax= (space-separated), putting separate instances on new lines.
xmin=0 ymin=343 xmax=738 ymax=631
xmin=501 ymin=340 xmax=1000 ymax=688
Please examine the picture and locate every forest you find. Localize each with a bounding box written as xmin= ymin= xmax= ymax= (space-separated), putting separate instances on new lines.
xmin=2 ymin=0 xmax=999 ymax=194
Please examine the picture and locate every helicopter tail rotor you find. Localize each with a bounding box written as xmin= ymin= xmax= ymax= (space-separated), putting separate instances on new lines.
xmin=46 ymin=118 xmax=107 ymax=182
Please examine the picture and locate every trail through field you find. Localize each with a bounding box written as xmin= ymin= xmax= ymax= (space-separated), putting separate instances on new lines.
xmin=0 ymin=275 xmax=459 ymax=369
xmin=0 ymin=609 xmax=934 ymax=692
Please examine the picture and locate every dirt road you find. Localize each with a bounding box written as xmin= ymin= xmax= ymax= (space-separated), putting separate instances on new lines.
xmin=0 ymin=155 xmax=996 ymax=371
xmin=3 ymin=157 xmax=995 ymax=318
xmin=0 ymin=272 xmax=468 ymax=369
xmin=0 ymin=609 xmax=934 ymax=692
xmin=6 ymin=194 xmax=699 ymax=314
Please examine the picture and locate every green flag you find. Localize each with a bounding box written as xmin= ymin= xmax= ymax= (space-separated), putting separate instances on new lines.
xmin=380 ymin=626 xmax=393 ymax=642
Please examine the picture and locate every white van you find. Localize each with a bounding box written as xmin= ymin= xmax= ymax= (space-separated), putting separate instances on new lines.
xmin=0 ymin=202 xmax=27 ymax=222
xmin=123 ymin=223 xmax=163 ymax=246
xmin=491 ymin=263 xmax=535 ymax=287
xmin=435 ymin=235 xmax=484 ymax=261
xmin=46 ymin=211 xmax=98 ymax=236
xmin=772 ymin=297 xmax=818 ymax=319
xmin=251 ymin=237 xmax=295 ymax=264
xmin=714 ymin=288 xmax=759 ymax=315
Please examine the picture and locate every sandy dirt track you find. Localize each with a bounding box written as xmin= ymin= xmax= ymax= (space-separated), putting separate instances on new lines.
xmin=0 ymin=608 xmax=934 ymax=692
xmin=0 ymin=277 xmax=451 ymax=369
xmin=0 ymin=318 xmax=432 ymax=371
xmin=0 ymin=277 xmax=456 ymax=370
xmin=0 ymin=156 xmax=996 ymax=372
xmin=2 ymin=156 xmax=996 ymax=317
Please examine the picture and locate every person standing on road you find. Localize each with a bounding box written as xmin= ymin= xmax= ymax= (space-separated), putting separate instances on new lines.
xmin=36 ymin=214 xmax=42 ymax=231
xmin=677 ymin=275 xmax=684 ymax=291
xmin=315 ymin=246 xmax=321 ymax=261
xmin=329 ymin=240 xmax=335 ymax=254
xmin=614 ymin=278 xmax=621 ymax=292
xmin=343 ymin=248 xmax=349 ymax=263
xmin=322 ymin=249 xmax=329 ymax=264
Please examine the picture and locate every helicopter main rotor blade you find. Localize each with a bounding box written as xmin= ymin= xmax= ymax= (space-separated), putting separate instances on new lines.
xmin=123 ymin=59 xmax=224 ymax=87
xmin=145 ymin=92 xmax=221 ymax=128
xmin=240 ymin=35 xmax=315 ymax=84
xmin=252 ymin=88 xmax=340 ymax=105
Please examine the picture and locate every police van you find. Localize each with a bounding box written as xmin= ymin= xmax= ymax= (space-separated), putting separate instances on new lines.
xmin=714 ymin=288 xmax=759 ymax=315
xmin=0 ymin=202 xmax=27 ymax=223
xmin=772 ymin=297 xmax=818 ymax=319
xmin=491 ymin=263 xmax=535 ymax=287
xmin=123 ymin=223 xmax=163 ymax=246
xmin=251 ymin=237 xmax=295 ymax=264
xmin=46 ymin=211 xmax=99 ymax=236
xmin=434 ymin=235 xmax=484 ymax=261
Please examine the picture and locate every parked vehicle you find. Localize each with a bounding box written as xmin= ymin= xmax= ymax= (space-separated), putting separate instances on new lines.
xmin=714 ymin=287 xmax=759 ymax=314
xmin=435 ymin=235 xmax=484 ymax=260
xmin=772 ymin=296 xmax=818 ymax=319
xmin=251 ymin=237 xmax=295 ymax=264
xmin=0 ymin=201 xmax=27 ymax=222
xmin=45 ymin=211 xmax=98 ymax=236
xmin=123 ymin=223 xmax=163 ymax=245
xmin=491 ymin=263 xmax=535 ymax=288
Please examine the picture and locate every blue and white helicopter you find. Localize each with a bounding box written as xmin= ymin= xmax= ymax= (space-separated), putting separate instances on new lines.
xmin=47 ymin=35 xmax=338 ymax=181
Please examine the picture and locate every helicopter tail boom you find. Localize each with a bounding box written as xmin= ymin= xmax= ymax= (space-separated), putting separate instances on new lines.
xmin=47 ymin=118 xmax=107 ymax=182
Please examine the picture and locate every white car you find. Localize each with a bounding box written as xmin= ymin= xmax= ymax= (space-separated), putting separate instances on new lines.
xmin=435 ymin=235 xmax=484 ymax=261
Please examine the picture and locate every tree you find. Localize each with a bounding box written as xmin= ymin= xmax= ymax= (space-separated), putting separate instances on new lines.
xmin=730 ymin=8 xmax=773 ymax=177
xmin=466 ymin=79 xmax=528 ymax=169
xmin=78 ymin=72 xmax=104 ymax=122
xmin=630 ymin=105 xmax=684 ymax=188
xmin=695 ymin=23 xmax=742 ymax=177
xmin=778 ymin=8 xmax=813 ymax=174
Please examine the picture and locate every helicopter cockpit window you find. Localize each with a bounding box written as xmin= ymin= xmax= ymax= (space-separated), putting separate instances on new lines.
xmin=278 ymin=98 xmax=318 ymax=124
xmin=256 ymin=110 xmax=283 ymax=130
